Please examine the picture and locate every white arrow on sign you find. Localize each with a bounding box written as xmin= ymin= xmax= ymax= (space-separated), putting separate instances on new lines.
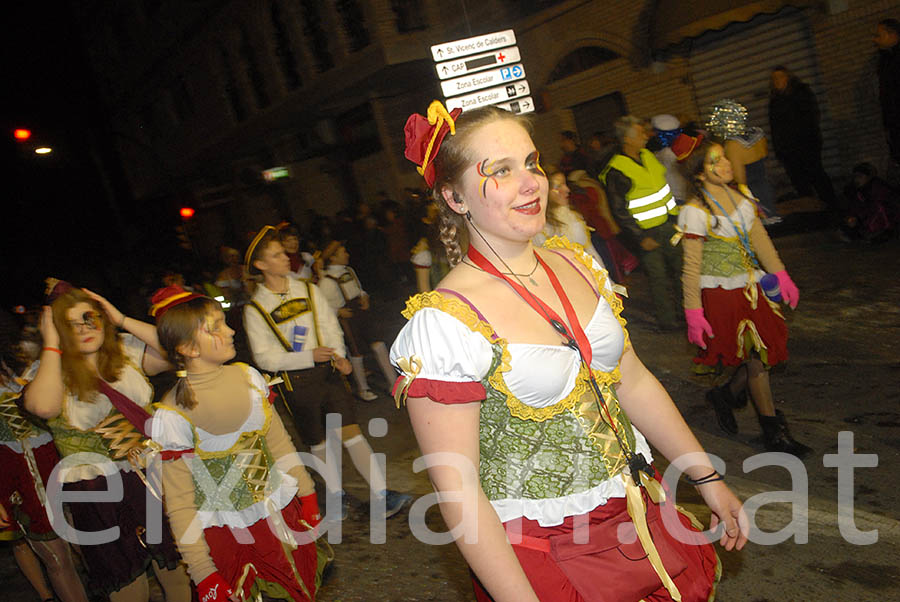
xmin=431 ymin=29 xmax=516 ymax=62
xmin=441 ymin=63 xmax=525 ymax=98
xmin=446 ymin=81 xmax=531 ymax=112
xmin=436 ymin=47 xmax=521 ymax=80
xmin=495 ymin=96 xmax=534 ymax=115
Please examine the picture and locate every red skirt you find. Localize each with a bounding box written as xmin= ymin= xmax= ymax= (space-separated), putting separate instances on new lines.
xmin=0 ymin=440 xmax=58 ymax=540
xmin=695 ymin=285 xmax=788 ymax=368
xmin=203 ymin=497 xmax=318 ymax=601
xmin=472 ymin=495 xmax=720 ymax=602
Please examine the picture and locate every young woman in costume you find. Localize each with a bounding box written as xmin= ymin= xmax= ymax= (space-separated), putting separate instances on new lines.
xmin=391 ymin=102 xmax=747 ymax=602
xmin=149 ymin=286 xmax=321 ymax=601
xmin=23 ymin=281 xmax=191 ymax=602
xmin=677 ymin=141 xmax=811 ymax=456
xmin=0 ymin=310 xmax=89 ymax=602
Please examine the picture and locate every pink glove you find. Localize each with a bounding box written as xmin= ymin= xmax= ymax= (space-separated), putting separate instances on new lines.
xmin=197 ymin=572 xmax=233 ymax=602
xmin=685 ymin=308 xmax=714 ymax=349
xmin=774 ymin=270 xmax=799 ymax=309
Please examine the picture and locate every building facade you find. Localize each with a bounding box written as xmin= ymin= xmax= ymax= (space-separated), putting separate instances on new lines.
xmin=72 ymin=0 xmax=897 ymax=259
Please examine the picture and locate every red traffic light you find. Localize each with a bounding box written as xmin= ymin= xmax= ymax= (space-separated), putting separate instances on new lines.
xmin=14 ymin=128 xmax=32 ymax=141
xmin=179 ymin=207 xmax=195 ymax=219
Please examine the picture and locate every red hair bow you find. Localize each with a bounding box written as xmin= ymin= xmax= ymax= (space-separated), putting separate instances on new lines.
xmin=404 ymin=101 xmax=462 ymax=188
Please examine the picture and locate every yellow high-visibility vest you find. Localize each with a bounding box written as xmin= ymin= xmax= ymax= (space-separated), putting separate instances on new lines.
xmin=600 ymin=149 xmax=677 ymax=229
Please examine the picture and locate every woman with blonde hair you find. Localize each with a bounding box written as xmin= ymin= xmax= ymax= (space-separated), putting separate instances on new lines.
xmin=24 ymin=281 xmax=191 ymax=602
xmin=392 ymin=102 xmax=746 ymax=601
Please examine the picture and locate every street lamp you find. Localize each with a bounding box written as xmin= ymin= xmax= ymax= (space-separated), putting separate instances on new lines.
xmin=34 ymin=147 xmax=52 ymax=155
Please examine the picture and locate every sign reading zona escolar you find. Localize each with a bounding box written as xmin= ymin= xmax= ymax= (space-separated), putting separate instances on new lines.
xmin=446 ymin=81 xmax=531 ymax=112
xmin=440 ymin=64 xmax=525 ymax=98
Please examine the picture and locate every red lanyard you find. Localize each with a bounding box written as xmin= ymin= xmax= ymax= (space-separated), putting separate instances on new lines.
xmin=466 ymin=246 xmax=592 ymax=366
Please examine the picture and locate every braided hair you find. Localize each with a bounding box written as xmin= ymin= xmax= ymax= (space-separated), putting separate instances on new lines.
xmin=156 ymin=296 xmax=221 ymax=409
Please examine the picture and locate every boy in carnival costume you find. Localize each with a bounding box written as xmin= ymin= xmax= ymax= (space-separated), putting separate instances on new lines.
xmin=242 ymin=227 xmax=412 ymax=520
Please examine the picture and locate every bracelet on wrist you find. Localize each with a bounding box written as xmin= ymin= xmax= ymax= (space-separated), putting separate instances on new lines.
xmin=42 ymin=346 xmax=63 ymax=356
xmin=119 ymin=315 xmax=127 ymax=328
xmin=684 ymin=470 xmax=724 ymax=486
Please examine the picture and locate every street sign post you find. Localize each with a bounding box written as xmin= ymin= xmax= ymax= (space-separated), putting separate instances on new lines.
xmin=435 ymin=47 xmax=521 ymax=80
xmin=432 ymin=29 xmax=532 ymax=114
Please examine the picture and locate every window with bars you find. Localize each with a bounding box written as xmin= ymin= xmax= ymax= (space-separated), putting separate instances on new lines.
xmin=298 ymin=0 xmax=333 ymax=72
xmin=335 ymin=0 xmax=370 ymax=51
xmin=270 ymin=1 xmax=302 ymax=90
xmin=390 ymin=0 xmax=427 ymax=32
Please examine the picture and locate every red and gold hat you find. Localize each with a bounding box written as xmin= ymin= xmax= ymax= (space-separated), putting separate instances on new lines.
xmin=45 ymin=278 xmax=74 ymax=304
xmin=149 ymin=285 xmax=204 ymax=319
xmin=244 ymin=225 xmax=277 ymax=270
xmin=404 ymin=100 xmax=462 ymax=188
xmin=672 ymin=132 xmax=704 ymax=162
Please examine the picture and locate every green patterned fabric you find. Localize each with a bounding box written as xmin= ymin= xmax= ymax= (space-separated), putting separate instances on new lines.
xmin=0 ymin=392 xmax=41 ymax=442
xmin=700 ymin=237 xmax=752 ymax=279
xmin=190 ymin=435 xmax=282 ymax=513
xmin=48 ymin=413 xmax=116 ymax=458
xmin=478 ymin=343 xmax=636 ymax=501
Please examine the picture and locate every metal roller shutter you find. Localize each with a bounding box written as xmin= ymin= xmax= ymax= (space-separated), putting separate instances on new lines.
xmin=688 ymin=8 xmax=839 ymax=197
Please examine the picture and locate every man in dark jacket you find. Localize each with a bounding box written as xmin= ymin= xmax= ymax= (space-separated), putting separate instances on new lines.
xmin=875 ymin=19 xmax=900 ymax=165
xmin=768 ymin=66 xmax=836 ymax=209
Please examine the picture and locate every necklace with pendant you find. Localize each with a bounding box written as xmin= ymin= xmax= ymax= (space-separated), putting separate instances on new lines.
xmin=462 ymin=257 xmax=541 ymax=286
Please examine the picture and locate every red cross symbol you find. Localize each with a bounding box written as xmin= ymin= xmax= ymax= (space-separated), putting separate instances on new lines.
xmin=497 ymin=52 xmax=506 ymax=62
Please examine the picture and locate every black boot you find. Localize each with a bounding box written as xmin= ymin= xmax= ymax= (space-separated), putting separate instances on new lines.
xmin=707 ymin=386 xmax=739 ymax=435
xmin=758 ymin=410 xmax=812 ymax=458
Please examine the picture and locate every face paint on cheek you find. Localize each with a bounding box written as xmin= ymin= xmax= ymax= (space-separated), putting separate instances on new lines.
xmin=477 ymin=159 xmax=499 ymax=198
xmin=202 ymin=319 xmax=225 ymax=350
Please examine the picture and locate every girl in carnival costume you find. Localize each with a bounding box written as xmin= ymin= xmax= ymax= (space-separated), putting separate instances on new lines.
xmin=24 ymin=281 xmax=191 ymax=602
xmin=391 ymin=102 xmax=747 ymax=602
xmin=677 ymin=141 xmax=810 ymax=456
xmin=149 ymin=285 xmax=321 ymax=601
xmin=0 ymin=309 xmax=89 ymax=602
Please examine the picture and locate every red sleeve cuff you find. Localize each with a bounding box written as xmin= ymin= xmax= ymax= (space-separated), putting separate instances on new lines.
xmin=684 ymin=233 xmax=706 ymax=240
xmin=392 ymin=377 xmax=486 ymax=404
xmin=160 ymin=449 xmax=195 ymax=461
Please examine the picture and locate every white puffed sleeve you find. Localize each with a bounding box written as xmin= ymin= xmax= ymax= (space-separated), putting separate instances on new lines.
xmin=390 ymin=308 xmax=493 ymax=383
xmin=150 ymin=407 xmax=195 ymax=451
xmin=677 ymin=203 xmax=709 ymax=238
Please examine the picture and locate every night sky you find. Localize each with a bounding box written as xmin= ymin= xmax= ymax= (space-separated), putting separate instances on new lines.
xmin=2 ymin=3 xmax=130 ymax=310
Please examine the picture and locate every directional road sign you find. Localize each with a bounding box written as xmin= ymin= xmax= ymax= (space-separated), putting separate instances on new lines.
xmin=446 ymin=81 xmax=530 ymax=112
xmin=435 ymin=46 xmax=521 ymax=80
xmin=430 ymin=30 xmax=515 ymax=62
xmin=495 ymin=97 xmax=534 ymax=115
xmin=441 ymin=64 xmax=525 ymax=99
